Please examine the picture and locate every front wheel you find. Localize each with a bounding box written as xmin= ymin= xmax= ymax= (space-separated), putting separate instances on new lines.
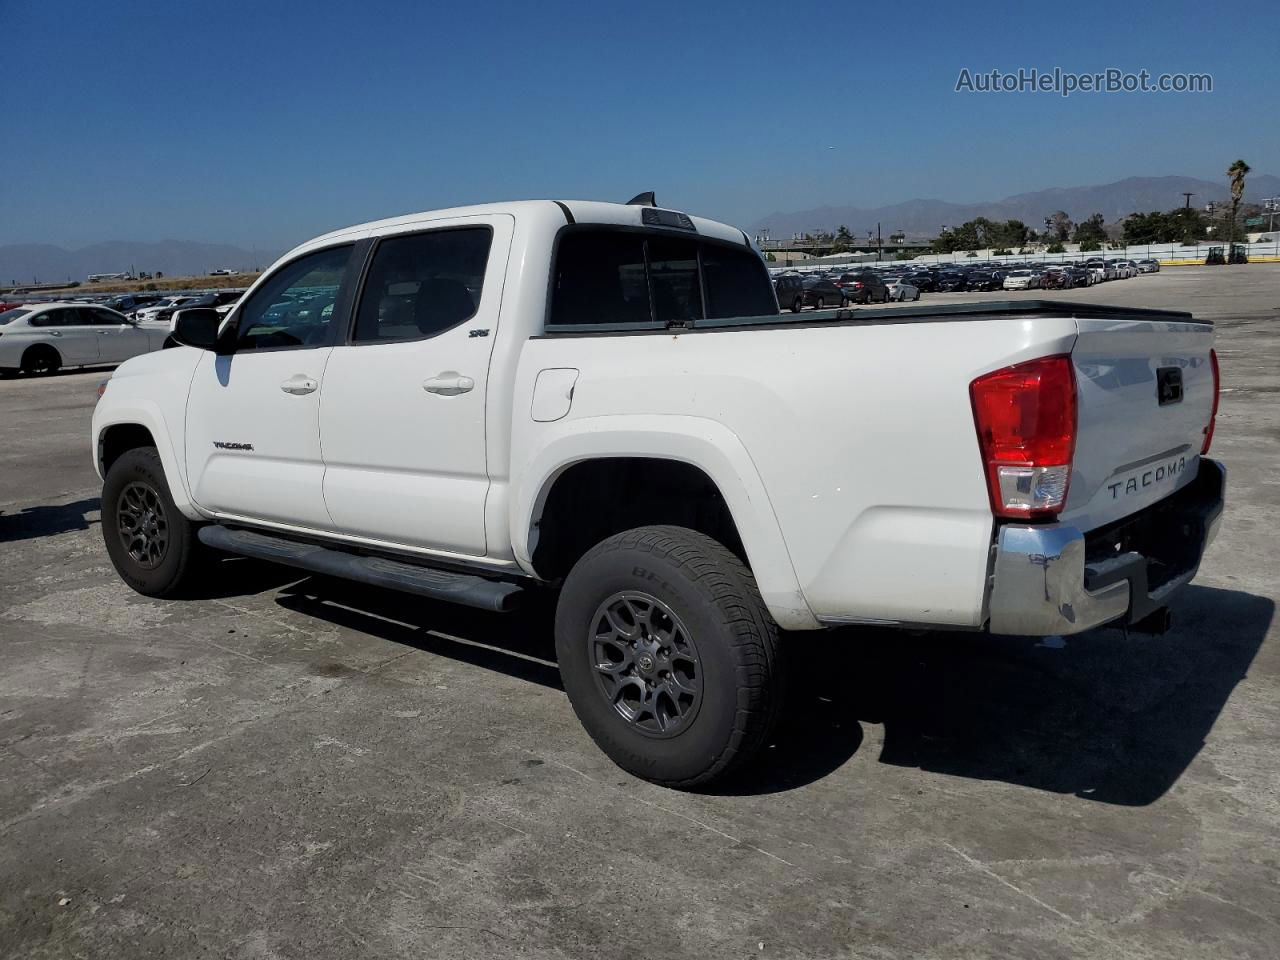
xmin=102 ymin=447 xmax=205 ymax=598
xmin=555 ymin=526 xmax=782 ymax=788
xmin=792 ymin=297 xmax=803 ymax=313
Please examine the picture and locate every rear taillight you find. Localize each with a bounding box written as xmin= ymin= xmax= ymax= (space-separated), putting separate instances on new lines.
xmin=1201 ymin=348 xmax=1219 ymax=454
xmin=854 ymin=282 xmax=864 ymax=289
xmin=970 ymin=355 xmax=1077 ymax=520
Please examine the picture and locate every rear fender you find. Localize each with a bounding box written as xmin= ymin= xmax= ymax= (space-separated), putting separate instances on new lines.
xmin=513 ymin=414 xmax=820 ymax=630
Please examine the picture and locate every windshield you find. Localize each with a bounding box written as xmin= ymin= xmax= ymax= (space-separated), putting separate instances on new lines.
xmin=0 ymin=308 xmax=32 ymax=325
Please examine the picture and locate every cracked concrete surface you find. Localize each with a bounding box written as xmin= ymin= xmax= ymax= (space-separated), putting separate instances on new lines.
xmin=1 ymin=265 xmax=1277 ymax=958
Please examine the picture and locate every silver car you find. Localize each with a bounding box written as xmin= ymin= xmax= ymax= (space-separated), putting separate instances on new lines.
xmin=0 ymin=302 xmax=169 ymax=376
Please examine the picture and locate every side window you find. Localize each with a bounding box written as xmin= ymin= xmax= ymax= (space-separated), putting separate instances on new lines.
xmin=703 ymin=246 xmax=776 ymax=318
xmin=549 ymin=232 xmax=650 ymax=327
xmin=90 ymin=309 xmax=124 ymax=326
xmin=234 ymin=245 xmax=353 ymax=351
xmin=352 ymin=228 xmax=491 ymax=343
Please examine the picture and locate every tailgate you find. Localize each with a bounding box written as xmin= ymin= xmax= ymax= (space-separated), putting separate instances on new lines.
xmin=1063 ymin=315 xmax=1215 ymax=532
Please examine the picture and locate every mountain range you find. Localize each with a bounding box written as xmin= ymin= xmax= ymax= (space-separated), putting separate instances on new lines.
xmin=4 ymin=173 xmax=1278 ymax=282
xmin=0 ymin=240 xmax=279 ymax=287
xmin=748 ymin=174 xmax=1280 ymax=239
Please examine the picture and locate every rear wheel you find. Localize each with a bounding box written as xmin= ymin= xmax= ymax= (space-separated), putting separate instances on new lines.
xmin=21 ymin=345 xmax=61 ymax=376
xmin=791 ymin=296 xmax=803 ymax=313
xmin=102 ymin=447 xmax=205 ymax=598
xmin=815 ymin=297 xmax=825 ymax=309
xmin=555 ymin=525 xmax=783 ymax=788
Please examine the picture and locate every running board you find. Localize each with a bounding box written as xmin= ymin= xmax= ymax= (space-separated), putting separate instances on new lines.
xmin=197 ymin=525 xmax=526 ymax=613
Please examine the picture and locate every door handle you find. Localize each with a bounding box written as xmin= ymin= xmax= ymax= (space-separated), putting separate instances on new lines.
xmin=422 ymin=372 xmax=475 ymax=396
xmin=280 ymin=374 xmax=319 ymax=395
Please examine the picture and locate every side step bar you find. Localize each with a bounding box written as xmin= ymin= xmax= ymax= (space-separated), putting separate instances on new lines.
xmin=197 ymin=525 xmax=526 ymax=613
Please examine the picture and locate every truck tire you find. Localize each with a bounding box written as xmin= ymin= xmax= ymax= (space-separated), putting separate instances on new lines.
xmin=21 ymin=345 xmax=61 ymax=376
xmin=555 ymin=525 xmax=782 ymax=788
xmin=102 ymin=447 xmax=204 ymax=598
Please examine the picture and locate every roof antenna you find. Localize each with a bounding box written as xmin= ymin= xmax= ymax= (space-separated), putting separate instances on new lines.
xmin=626 ymin=191 xmax=656 ymax=207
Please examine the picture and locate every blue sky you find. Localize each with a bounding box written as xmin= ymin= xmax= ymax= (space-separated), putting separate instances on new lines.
xmin=2 ymin=0 xmax=1276 ymax=249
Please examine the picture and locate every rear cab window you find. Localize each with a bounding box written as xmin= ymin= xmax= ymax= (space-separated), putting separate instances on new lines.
xmin=548 ymin=228 xmax=777 ymax=330
xmin=353 ymin=227 xmax=492 ymax=343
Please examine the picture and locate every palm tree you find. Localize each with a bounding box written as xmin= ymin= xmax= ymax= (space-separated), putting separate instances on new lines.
xmin=1227 ymin=158 xmax=1251 ymax=249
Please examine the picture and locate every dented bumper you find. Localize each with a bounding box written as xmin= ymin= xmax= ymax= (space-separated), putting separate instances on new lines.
xmin=987 ymin=459 xmax=1225 ymax=635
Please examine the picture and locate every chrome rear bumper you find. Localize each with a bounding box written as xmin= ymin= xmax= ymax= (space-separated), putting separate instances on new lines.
xmin=988 ymin=459 xmax=1225 ymax=636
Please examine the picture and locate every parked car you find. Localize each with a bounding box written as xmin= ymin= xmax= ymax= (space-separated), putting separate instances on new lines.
xmin=102 ymin=293 xmax=164 ymax=317
xmin=903 ymin=271 xmax=937 ymax=292
xmin=135 ymin=296 xmax=196 ymax=326
xmin=884 ymin=277 xmax=920 ymax=301
xmin=965 ymin=271 xmax=1002 ymax=292
xmin=0 ymin=302 xmax=168 ymax=375
xmin=1064 ymin=266 xmax=1092 ymax=287
xmin=1084 ymin=259 xmax=1109 ymax=283
xmin=837 ymin=272 xmax=890 ymax=304
xmin=773 ymin=275 xmax=805 ymax=312
xmin=1039 ymin=267 xmax=1074 ymax=290
xmin=149 ymin=290 xmax=242 ymax=326
xmin=92 ymin=197 xmax=1224 ymax=789
xmin=801 ymin=275 xmax=845 ymax=309
xmin=1137 ymin=259 xmax=1161 ymax=273
xmin=934 ymin=271 xmax=968 ymax=292
xmin=1002 ymin=270 xmax=1041 ymax=290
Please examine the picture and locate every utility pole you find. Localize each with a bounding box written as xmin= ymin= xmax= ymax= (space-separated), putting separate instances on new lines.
xmin=1182 ymin=192 xmax=1195 ymax=209
xmin=876 ymin=222 xmax=882 ymax=263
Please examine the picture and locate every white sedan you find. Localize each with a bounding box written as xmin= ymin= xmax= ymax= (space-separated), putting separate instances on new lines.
xmin=884 ymin=277 xmax=921 ymax=301
xmin=0 ymin=302 xmax=169 ymax=376
xmin=1002 ymin=270 xmax=1041 ymax=291
xmin=134 ymin=296 xmax=195 ymax=326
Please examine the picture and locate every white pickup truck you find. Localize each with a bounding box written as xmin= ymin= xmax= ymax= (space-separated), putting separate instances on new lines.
xmin=92 ymin=198 xmax=1224 ymax=787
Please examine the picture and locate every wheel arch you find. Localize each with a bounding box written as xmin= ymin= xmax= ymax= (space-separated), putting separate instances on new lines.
xmin=94 ymin=405 xmax=200 ymax=520
xmin=22 ymin=341 xmax=63 ymax=368
xmin=513 ymin=416 xmax=819 ymax=630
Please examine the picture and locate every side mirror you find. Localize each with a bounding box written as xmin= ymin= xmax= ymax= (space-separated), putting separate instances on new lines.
xmin=171 ymin=308 xmax=227 ymax=352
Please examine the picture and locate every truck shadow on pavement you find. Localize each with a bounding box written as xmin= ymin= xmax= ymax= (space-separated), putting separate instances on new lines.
xmin=741 ymin=583 xmax=1272 ymax=803
xmin=0 ymin=497 xmax=101 ymax=543
xmin=272 ymin=577 xmax=564 ymax=690
xmin=262 ymin=572 xmax=1269 ymax=805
